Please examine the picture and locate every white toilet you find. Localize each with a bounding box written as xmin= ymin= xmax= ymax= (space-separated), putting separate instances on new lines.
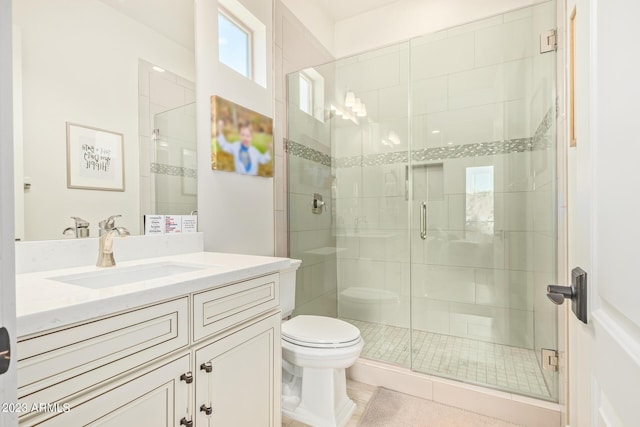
xmin=280 ymin=259 xmax=364 ymax=427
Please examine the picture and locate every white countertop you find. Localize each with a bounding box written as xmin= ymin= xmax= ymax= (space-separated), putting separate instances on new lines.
xmin=16 ymin=252 xmax=291 ymax=337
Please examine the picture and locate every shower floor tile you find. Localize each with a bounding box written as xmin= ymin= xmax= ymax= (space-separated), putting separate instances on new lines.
xmin=342 ymin=318 xmax=553 ymax=400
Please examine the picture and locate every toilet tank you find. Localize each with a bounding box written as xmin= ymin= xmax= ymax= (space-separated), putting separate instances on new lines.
xmin=280 ymin=259 xmax=302 ymax=318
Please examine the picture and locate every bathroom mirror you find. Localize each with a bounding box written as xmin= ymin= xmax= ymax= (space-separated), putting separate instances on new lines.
xmin=12 ymin=0 xmax=196 ymax=241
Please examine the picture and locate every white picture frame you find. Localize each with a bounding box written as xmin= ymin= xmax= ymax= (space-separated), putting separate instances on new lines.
xmin=66 ymin=122 xmax=124 ymax=191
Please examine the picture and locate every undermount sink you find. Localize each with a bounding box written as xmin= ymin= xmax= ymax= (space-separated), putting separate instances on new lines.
xmin=48 ymin=262 xmax=211 ymax=289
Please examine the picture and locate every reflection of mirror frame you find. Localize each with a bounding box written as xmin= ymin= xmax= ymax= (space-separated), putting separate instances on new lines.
xmin=66 ymin=122 xmax=125 ymax=191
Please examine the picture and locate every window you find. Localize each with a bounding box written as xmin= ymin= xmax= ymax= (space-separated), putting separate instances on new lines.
xmin=299 ymin=74 xmax=312 ymax=115
xmin=298 ymin=68 xmax=325 ymax=121
xmin=218 ymin=9 xmax=251 ymax=78
xmin=465 ymin=166 xmax=494 ymax=236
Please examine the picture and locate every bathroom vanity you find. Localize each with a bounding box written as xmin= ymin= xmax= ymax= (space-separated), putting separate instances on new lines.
xmin=14 ymin=251 xmax=288 ymax=426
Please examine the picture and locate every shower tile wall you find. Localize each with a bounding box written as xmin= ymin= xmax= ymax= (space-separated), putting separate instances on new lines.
xmin=288 ymin=141 xmax=337 ymax=317
xmin=334 ymin=2 xmax=556 ymax=354
xmin=278 ymin=0 xmax=336 ymax=317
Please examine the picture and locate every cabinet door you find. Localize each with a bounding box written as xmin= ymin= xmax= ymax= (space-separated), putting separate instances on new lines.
xmin=195 ymin=312 xmax=281 ymax=427
xmin=22 ymin=354 xmax=191 ymax=427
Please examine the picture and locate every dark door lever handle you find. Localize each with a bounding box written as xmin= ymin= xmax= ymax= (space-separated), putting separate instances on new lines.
xmin=546 ymin=267 xmax=587 ymax=324
xmin=547 ymin=285 xmax=573 ymax=305
xmin=0 ymin=327 xmax=9 ymax=375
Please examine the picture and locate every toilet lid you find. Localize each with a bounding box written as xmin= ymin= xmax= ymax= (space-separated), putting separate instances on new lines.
xmin=282 ymin=315 xmax=361 ymax=348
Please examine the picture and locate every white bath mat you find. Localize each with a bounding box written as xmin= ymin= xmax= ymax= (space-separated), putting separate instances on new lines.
xmin=358 ymin=387 xmax=522 ymax=427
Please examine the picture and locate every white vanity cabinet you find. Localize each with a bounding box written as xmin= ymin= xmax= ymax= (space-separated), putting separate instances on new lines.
xmin=16 ymin=271 xmax=282 ymax=427
xmin=23 ymin=353 xmax=191 ymax=427
xmin=194 ymin=312 xmax=281 ymax=427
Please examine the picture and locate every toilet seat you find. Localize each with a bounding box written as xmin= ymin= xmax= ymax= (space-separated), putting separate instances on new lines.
xmin=282 ymin=315 xmax=361 ymax=349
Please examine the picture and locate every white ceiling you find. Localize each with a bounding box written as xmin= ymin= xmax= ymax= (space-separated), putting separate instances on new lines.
xmin=315 ymin=0 xmax=401 ymax=21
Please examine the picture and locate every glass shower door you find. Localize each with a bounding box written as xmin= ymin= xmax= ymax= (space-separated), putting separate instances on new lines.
xmin=408 ymin=2 xmax=558 ymax=401
xmin=331 ymin=43 xmax=413 ymax=368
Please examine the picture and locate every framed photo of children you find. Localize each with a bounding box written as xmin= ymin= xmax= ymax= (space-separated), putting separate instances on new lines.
xmin=211 ymin=96 xmax=274 ymax=177
xmin=66 ymin=122 xmax=125 ymax=191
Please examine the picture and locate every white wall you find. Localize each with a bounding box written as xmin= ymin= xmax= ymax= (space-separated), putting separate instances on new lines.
xmin=14 ymin=0 xmax=194 ymax=240
xmin=0 ymin=0 xmax=18 ymax=420
xmin=334 ymin=0 xmax=541 ymax=58
xmin=279 ymin=0 xmax=336 ymax=56
xmin=196 ymin=0 xmax=274 ymax=256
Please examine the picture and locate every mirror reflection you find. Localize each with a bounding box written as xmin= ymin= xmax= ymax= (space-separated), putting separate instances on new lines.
xmin=13 ymin=0 xmax=196 ymax=241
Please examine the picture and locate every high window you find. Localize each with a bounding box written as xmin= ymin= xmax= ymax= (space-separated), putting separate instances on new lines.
xmin=218 ymin=9 xmax=251 ymax=78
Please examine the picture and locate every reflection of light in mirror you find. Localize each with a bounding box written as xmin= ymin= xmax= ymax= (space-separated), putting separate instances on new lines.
xmin=388 ymin=131 xmax=400 ymax=145
xmin=342 ymin=91 xmax=366 ymax=117
xmin=431 ymin=130 xmax=440 ymax=134
xmin=152 ymin=66 xmax=165 ymax=73
xmin=465 ymin=166 xmax=494 ymax=236
xmin=344 ymin=91 xmax=355 ymax=107
xmin=353 ymin=98 xmax=362 ymax=113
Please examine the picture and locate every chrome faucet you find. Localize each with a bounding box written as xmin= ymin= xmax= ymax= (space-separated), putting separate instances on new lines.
xmin=63 ymin=216 xmax=90 ymax=238
xmin=97 ymin=215 xmax=130 ymax=267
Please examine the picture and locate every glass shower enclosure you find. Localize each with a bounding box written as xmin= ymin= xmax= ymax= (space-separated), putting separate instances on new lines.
xmin=287 ymin=2 xmax=558 ymax=401
xmin=151 ymin=103 xmax=197 ymax=215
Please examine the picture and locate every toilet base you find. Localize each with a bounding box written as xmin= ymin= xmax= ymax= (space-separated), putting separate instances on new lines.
xmin=283 ymin=396 xmax=356 ymax=427
xmin=282 ymin=366 xmax=357 ymax=427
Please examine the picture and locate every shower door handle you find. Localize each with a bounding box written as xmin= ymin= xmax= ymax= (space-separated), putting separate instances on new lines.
xmin=420 ymin=202 xmax=427 ymax=240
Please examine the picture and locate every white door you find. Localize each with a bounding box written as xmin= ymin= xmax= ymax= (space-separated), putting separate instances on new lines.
xmin=567 ymin=0 xmax=640 ymax=425
xmin=0 ymin=0 xmax=18 ymax=426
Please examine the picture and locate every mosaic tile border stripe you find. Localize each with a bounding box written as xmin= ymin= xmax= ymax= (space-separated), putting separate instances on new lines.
xmin=288 ymin=108 xmax=554 ymax=169
xmin=285 ymin=139 xmax=332 ymax=167
xmin=151 ymin=162 xmax=197 ymax=178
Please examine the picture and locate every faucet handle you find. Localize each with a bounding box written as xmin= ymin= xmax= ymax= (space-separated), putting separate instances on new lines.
xmin=70 ymin=216 xmax=90 ymax=228
xmin=99 ymin=215 xmax=122 ymax=230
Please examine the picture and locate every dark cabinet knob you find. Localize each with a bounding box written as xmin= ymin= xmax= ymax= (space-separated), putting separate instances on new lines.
xmin=180 ymin=372 xmax=193 ymax=384
xmin=200 ymin=404 xmax=213 ymax=416
xmin=180 ymin=417 xmax=193 ymax=427
xmin=200 ymin=362 xmax=213 ymax=373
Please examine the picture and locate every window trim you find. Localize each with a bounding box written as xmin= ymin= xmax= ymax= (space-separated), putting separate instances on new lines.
xmin=218 ymin=6 xmax=253 ymax=79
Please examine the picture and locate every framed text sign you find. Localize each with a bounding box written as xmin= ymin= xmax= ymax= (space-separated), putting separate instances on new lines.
xmin=66 ymin=122 xmax=124 ymax=191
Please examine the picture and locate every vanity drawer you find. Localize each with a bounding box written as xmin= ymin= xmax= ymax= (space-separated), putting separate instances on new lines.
xmin=17 ymin=297 xmax=188 ymax=408
xmin=193 ymin=273 xmax=279 ymax=341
